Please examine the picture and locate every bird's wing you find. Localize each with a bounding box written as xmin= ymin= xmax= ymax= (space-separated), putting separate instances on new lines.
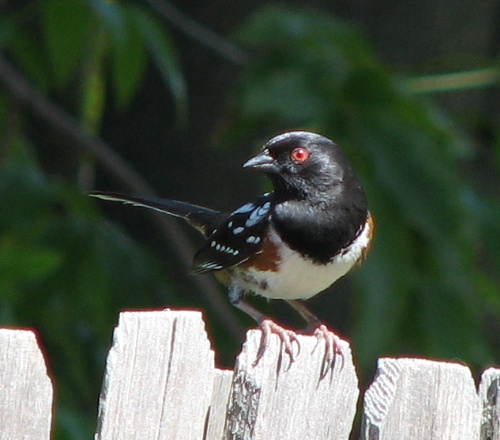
xmin=89 ymin=191 xmax=227 ymax=236
xmin=192 ymin=194 xmax=273 ymax=274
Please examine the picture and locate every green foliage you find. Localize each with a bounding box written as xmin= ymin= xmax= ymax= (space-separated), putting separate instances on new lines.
xmin=0 ymin=3 xmax=498 ymax=437
xmin=41 ymin=0 xmax=93 ymax=86
xmin=3 ymin=0 xmax=186 ymax=115
xmin=131 ymin=5 xmax=188 ymax=121
xmin=0 ymin=141 xmax=179 ymax=437
xmin=109 ymin=5 xmax=148 ymax=109
xmin=230 ymin=5 xmax=500 ymax=370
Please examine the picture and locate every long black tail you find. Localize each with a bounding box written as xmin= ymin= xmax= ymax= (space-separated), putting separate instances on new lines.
xmin=89 ymin=191 xmax=227 ymax=236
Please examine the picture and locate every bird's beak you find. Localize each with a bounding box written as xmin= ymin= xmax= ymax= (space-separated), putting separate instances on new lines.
xmin=243 ymin=149 xmax=278 ymax=173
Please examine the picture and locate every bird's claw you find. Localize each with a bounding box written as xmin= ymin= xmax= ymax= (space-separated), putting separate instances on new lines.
xmin=251 ymin=319 xmax=346 ymax=378
xmin=312 ymin=324 xmax=347 ymax=377
xmin=253 ymin=319 xmax=301 ymax=366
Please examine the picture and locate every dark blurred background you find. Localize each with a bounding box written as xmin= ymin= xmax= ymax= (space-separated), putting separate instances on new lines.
xmin=0 ymin=0 xmax=499 ymax=438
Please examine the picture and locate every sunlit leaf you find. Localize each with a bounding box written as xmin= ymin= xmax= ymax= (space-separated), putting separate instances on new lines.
xmin=86 ymin=0 xmax=127 ymax=122
xmin=0 ymin=245 xmax=62 ymax=283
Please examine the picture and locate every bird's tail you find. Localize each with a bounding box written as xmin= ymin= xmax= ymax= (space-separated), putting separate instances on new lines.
xmin=89 ymin=191 xmax=226 ymax=236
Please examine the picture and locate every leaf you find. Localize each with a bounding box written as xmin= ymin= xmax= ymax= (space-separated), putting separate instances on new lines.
xmin=110 ymin=4 xmax=148 ymax=108
xmin=132 ymin=6 xmax=188 ymax=123
xmin=80 ymin=49 xmax=107 ymax=132
xmin=79 ymin=0 xmax=132 ymax=129
xmin=40 ymin=0 xmax=93 ymax=86
xmin=89 ymin=0 xmax=126 ymax=42
xmin=0 ymin=244 xmax=62 ymax=284
xmin=238 ymin=7 xmax=350 ymax=46
xmin=240 ymin=69 xmax=327 ymax=125
xmin=235 ymin=5 xmax=374 ymax=64
xmin=9 ymin=30 xmax=51 ymax=91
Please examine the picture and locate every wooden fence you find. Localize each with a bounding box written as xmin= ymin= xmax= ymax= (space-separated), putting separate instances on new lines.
xmin=1 ymin=310 xmax=499 ymax=439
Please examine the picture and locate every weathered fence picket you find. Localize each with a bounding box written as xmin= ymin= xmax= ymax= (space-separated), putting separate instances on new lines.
xmin=0 ymin=329 xmax=52 ymax=440
xmin=95 ymin=311 xmax=214 ymax=440
xmin=362 ymin=358 xmax=481 ymax=439
xmin=0 ymin=310 xmax=499 ymax=439
xmin=480 ymin=368 xmax=500 ymax=440
xmin=225 ymin=323 xmax=358 ymax=439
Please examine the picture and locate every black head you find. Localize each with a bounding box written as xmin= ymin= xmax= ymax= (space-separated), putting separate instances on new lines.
xmin=244 ymin=131 xmax=363 ymax=201
xmin=245 ymin=132 xmax=369 ymax=262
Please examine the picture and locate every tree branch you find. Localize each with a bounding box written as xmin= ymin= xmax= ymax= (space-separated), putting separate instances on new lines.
xmin=142 ymin=0 xmax=249 ymax=65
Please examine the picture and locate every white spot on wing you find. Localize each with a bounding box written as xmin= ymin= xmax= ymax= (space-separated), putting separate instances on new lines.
xmin=199 ymin=262 xmax=224 ymax=270
xmin=257 ymin=202 xmax=271 ymax=216
xmin=246 ymin=236 xmax=261 ymax=244
xmin=233 ymin=202 xmax=255 ymax=215
xmin=245 ymin=202 xmax=271 ymax=227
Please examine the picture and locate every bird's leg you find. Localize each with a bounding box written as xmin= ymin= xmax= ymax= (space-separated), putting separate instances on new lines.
xmin=229 ymin=287 xmax=300 ymax=365
xmin=286 ymin=300 xmax=348 ymax=372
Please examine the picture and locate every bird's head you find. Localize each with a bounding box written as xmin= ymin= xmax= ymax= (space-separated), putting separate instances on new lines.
xmin=244 ymin=131 xmax=360 ymax=200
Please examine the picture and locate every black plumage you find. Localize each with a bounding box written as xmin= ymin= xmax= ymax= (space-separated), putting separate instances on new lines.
xmin=90 ymin=131 xmax=373 ymax=367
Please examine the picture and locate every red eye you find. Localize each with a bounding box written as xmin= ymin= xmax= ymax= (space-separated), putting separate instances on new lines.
xmin=291 ymin=147 xmax=310 ymax=163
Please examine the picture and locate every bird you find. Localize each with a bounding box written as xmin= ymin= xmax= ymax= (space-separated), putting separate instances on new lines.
xmin=89 ymin=131 xmax=374 ymax=368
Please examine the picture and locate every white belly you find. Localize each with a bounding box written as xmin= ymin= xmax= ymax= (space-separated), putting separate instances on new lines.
xmin=233 ymin=220 xmax=372 ymax=300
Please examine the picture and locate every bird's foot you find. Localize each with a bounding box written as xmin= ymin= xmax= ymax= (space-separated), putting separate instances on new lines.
xmin=313 ymin=324 xmax=347 ymax=359
xmin=309 ymin=323 xmax=348 ymax=377
xmin=253 ymin=318 xmax=301 ymax=367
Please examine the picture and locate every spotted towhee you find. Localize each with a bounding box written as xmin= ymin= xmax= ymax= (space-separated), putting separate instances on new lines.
xmin=90 ymin=131 xmax=373 ymax=366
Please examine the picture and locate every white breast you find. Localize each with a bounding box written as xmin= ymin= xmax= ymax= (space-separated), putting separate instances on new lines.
xmin=233 ymin=219 xmax=372 ymax=300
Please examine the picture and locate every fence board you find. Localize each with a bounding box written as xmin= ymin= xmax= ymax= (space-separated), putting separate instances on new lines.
xmin=361 ymin=357 xmax=481 ymax=440
xmin=0 ymin=329 xmax=52 ymax=440
xmin=224 ymin=328 xmax=359 ymax=440
xmin=480 ymin=367 xmax=500 ymax=440
xmin=95 ymin=310 xmax=215 ymax=440
xmin=206 ymin=369 xmax=233 ymax=440
xmin=1 ymin=311 xmax=498 ymax=439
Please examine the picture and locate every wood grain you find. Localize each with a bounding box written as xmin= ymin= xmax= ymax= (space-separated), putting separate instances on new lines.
xmin=224 ymin=329 xmax=359 ymax=440
xmin=0 ymin=329 xmax=53 ymax=440
xmin=479 ymin=367 xmax=500 ymax=440
xmin=95 ymin=310 xmax=215 ymax=440
xmin=361 ymin=357 xmax=481 ymax=440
